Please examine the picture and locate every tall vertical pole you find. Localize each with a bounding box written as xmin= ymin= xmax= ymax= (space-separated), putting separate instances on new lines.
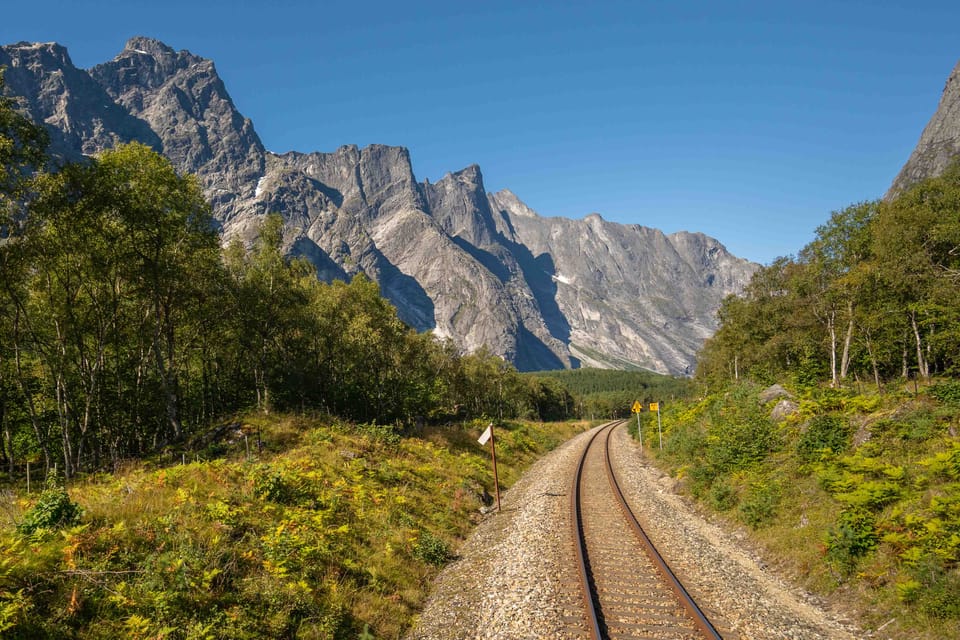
xmin=636 ymin=411 xmax=643 ymax=452
xmin=489 ymin=425 xmax=501 ymax=513
xmin=657 ymin=405 xmax=663 ymax=449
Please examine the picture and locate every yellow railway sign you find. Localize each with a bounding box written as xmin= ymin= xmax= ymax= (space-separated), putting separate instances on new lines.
xmin=631 ymin=400 xmax=642 ymax=413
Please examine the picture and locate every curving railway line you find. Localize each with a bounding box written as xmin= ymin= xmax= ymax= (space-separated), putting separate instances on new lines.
xmin=568 ymin=421 xmax=725 ymax=639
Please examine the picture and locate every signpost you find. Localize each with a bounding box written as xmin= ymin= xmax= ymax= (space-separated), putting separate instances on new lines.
xmin=631 ymin=400 xmax=643 ymax=451
xmin=650 ymin=402 xmax=663 ymax=449
xmin=477 ymin=423 xmax=501 ymax=513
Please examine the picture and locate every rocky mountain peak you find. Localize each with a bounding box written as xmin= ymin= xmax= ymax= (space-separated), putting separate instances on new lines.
xmin=887 ymin=59 xmax=960 ymax=197
xmin=2 ymin=41 xmax=73 ymax=69
xmin=489 ymin=189 xmax=539 ymax=219
xmin=122 ymin=36 xmax=177 ymax=60
xmin=93 ymin=37 xmax=212 ymax=100
xmin=423 ymin=163 xmax=499 ymax=246
xmin=1 ymin=37 xmax=760 ymax=374
xmin=88 ymin=37 xmax=265 ymax=216
xmin=450 ymin=163 xmax=482 ymax=184
xmin=0 ymin=40 xmax=161 ymax=158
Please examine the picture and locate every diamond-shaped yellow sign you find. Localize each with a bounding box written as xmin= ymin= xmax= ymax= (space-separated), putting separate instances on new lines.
xmin=631 ymin=401 xmax=642 ymax=413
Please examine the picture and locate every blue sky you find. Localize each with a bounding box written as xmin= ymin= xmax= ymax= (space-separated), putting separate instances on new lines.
xmin=3 ymin=1 xmax=959 ymax=264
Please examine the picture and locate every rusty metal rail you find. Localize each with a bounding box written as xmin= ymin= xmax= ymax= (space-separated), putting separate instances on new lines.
xmin=570 ymin=421 xmax=724 ymax=639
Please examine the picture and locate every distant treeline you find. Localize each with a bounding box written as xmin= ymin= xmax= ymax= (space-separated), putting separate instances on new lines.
xmin=698 ymin=159 xmax=960 ymax=390
xmin=532 ymin=368 xmax=692 ymax=418
xmin=0 ymin=78 xmax=582 ymax=477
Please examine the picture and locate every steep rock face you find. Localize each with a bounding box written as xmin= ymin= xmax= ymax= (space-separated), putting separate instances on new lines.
xmin=423 ymin=167 xmax=573 ymax=369
xmin=888 ymin=59 xmax=960 ymax=196
xmin=489 ymin=191 xmax=755 ymax=373
xmin=89 ymin=36 xmax=266 ymax=220
xmin=0 ymin=41 xmax=160 ymax=158
xmin=0 ymin=36 xmax=758 ymax=374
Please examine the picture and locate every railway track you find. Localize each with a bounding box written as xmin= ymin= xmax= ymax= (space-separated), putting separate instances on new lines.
xmin=569 ymin=421 xmax=724 ymax=639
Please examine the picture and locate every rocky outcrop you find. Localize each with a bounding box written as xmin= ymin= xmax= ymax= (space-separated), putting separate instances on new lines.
xmin=0 ymin=36 xmax=758 ymax=374
xmin=0 ymin=41 xmax=161 ymax=158
xmin=888 ymin=59 xmax=960 ymax=197
xmin=89 ymin=36 xmax=266 ymax=221
xmin=489 ymin=192 xmax=755 ymax=373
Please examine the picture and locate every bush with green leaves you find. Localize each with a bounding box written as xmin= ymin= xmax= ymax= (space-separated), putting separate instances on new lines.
xmin=738 ymin=481 xmax=780 ymax=529
xmin=898 ymin=555 xmax=960 ymax=620
xmin=707 ymin=413 xmax=779 ymax=473
xmin=825 ymin=508 xmax=877 ymax=575
xmin=797 ymin=414 xmax=850 ymax=463
xmin=700 ymin=386 xmax=781 ymax=474
xmin=413 ymin=531 xmax=452 ymax=566
xmin=707 ymin=480 xmax=738 ymax=511
xmin=252 ymin=465 xmax=301 ymax=504
xmin=17 ymin=477 xmax=82 ymax=535
xmin=930 ymin=379 xmax=960 ymax=406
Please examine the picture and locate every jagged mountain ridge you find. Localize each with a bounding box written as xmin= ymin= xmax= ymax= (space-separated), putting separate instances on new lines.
xmin=888 ymin=59 xmax=960 ymax=197
xmin=0 ymin=36 xmax=757 ymax=374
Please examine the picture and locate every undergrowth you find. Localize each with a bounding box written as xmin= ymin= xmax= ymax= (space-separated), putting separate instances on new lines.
xmin=0 ymin=414 xmax=588 ymax=639
xmin=640 ymin=380 xmax=960 ymax=639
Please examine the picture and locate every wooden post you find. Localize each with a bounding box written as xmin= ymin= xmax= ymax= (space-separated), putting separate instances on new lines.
xmin=27 ymin=461 xmax=30 ymax=493
xmin=489 ymin=425 xmax=501 ymax=513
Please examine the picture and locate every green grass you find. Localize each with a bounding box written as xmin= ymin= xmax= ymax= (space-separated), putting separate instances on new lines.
xmin=643 ymin=381 xmax=960 ymax=639
xmin=0 ymin=415 xmax=589 ymax=639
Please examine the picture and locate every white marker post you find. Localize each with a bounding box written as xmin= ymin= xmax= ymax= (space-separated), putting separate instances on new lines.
xmin=478 ymin=423 xmax=501 ymax=513
xmin=650 ymin=402 xmax=663 ymax=449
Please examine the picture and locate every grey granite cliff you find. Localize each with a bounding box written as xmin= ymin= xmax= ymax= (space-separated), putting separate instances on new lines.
xmin=0 ymin=36 xmax=758 ymax=374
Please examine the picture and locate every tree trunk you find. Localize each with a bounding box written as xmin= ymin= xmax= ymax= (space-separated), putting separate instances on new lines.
xmin=56 ymin=376 xmax=74 ymax=479
xmin=152 ymin=310 xmax=182 ymax=442
xmin=866 ymin=339 xmax=881 ymax=392
xmin=902 ymin=341 xmax=909 ymax=379
xmin=12 ymin=320 xmax=51 ymax=471
xmin=910 ymin=310 xmax=929 ymax=379
xmin=828 ymin=310 xmax=838 ymax=388
xmin=840 ymin=301 xmax=854 ymax=380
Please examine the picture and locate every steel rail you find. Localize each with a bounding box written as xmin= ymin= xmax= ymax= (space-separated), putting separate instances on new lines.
xmin=571 ymin=420 xmax=723 ymax=639
xmin=570 ymin=422 xmax=609 ymax=640
xmin=603 ymin=420 xmax=723 ymax=639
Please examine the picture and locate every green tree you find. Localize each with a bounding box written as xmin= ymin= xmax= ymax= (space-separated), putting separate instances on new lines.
xmin=798 ymin=201 xmax=877 ymax=386
xmin=224 ymin=215 xmax=315 ymax=413
xmin=873 ymin=162 xmax=960 ymax=378
xmin=13 ymin=144 xmax=225 ymax=473
xmin=0 ymin=69 xmax=50 ymax=473
xmin=101 ymin=144 xmax=223 ymax=443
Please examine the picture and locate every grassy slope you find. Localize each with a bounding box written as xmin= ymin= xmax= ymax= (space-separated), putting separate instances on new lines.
xmin=637 ymin=382 xmax=960 ymax=639
xmin=0 ymin=415 xmax=590 ymax=639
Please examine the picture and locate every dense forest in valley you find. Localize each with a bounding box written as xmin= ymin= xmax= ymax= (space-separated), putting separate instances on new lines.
xmin=639 ymin=165 xmax=960 ymax=636
xmin=531 ymin=368 xmax=691 ymax=419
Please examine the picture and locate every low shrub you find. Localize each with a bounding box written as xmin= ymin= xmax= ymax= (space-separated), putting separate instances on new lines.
xmin=797 ymin=414 xmax=850 ymax=462
xmin=738 ymin=481 xmax=780 ymax=529
xmin=825 ymin=508 xmax=878 ymax=575
xmin=707 ymin=480 xmax=738 ymax=511
xmin=16 ymin=476 xmax=82 ymax=536
xmin=413 ymin=531 xmax=452 ymax=566
xmin=930 ymin=379 xmax=960 ymax=406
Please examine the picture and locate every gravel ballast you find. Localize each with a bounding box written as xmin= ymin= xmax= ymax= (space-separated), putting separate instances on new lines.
xmin=407 ymin=423 xmax=864 ymax=639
